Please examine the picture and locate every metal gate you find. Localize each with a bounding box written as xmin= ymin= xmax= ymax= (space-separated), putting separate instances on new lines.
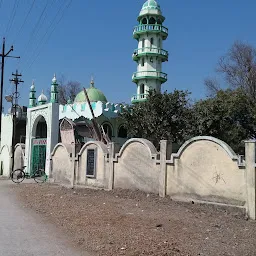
xmin=31 ymin=138 xmax=47 ymax=174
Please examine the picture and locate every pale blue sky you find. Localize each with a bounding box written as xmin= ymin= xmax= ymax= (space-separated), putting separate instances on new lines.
xmin=1 ymin=0 xmax=256 ymax=110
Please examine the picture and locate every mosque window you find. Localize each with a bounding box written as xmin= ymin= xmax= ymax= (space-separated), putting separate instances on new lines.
xmin=142 ymin=18 xmax=147 ymax=24
xmin=118 ymin=126 xmax=128 ymax=138
xmin=142 ymin=38 xmax=145 ymax=49
xmin=150 ymin=57 xmax=153 ymax=63
xmin=157 ymin=18 xmax=162 ymax=25
xmin=141 ymin=58 xmax=145 ymax=66
xmin=149 ymin=17 xmax=156 ymax=24
xmin=140 ymin=84 xmax=145 ymax=94
xmin=103 ymin=123 xmax=113 ymax=138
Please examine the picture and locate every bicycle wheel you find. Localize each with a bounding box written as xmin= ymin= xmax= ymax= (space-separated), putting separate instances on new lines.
xmin=33 ymin=169 xmax=47 ymax=183
xmin=11 ymin=169 xmax=25 ymax=183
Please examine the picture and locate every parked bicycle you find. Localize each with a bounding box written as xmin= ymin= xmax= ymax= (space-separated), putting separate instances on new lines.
xmin=11 ymin=165 xmax=47 ymax=184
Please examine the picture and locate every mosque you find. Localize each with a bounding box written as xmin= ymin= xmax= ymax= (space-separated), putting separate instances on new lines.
xmin=0 ymin=0 xmax=168 ymax=177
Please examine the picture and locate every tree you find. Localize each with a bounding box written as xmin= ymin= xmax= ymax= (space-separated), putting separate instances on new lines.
xmin=191 ymin=88 xmax=256 ymax=154
xmin=120 ymin=90 xmax=192 ymax=148
xmin=205 ymin=41 xmax=256 ymax=99
xmin=47 ymin=75 xmax=82 ymax=105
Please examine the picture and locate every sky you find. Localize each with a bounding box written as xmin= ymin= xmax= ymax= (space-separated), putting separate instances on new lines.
xmin=1 ymin=0 xmax=256 ymax=111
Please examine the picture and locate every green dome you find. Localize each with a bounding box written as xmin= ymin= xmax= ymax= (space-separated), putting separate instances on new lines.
xmin=141 ymin=0 xmax=161 ymax=11
xmin=74 ymin=80 xmax=107 ymax=103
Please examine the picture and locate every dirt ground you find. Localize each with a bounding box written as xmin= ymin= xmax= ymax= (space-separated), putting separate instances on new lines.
xmin=10 ymin=183 xmax=256 ymax=256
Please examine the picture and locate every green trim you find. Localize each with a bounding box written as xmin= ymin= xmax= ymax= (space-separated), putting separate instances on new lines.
xmin=133 ymin=47 xmax=168 ymax=61
xmin=132 ymin=71 xmax=167 ymax=83
xmin=133 ymin=25 xmax=168 ymax=40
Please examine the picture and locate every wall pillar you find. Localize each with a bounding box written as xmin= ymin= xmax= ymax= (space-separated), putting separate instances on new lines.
xmin=70 ymin=143 xmax=76 ymax=188
xmin=159 ymin=140 xmax=171 ymax=197
xmin=245 ymin=140 xmax=256 ymax=220
xmin=107 ymin=142 xmax=116 ymax=190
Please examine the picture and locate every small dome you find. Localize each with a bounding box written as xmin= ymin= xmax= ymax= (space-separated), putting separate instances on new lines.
xmin=141 ymin=0 xmax=161 ymax=11
xmin=139 ymin=0 xmax=163 ymax=18
xmin=74 ymin=79 xmax=107 ymax=103
xmin=38 ymin=91 xmax=47 ymax=103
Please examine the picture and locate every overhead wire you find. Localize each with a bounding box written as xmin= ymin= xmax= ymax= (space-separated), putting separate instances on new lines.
xmin=20 ymin=0 xmax=51 ymax=62
xmin=12 ymin=0 xmax=36 ymax=45
xmin=5 ymin=0 xmax=20 ymax=39
xmin=22 ymin=0 xmax=73 ymax=73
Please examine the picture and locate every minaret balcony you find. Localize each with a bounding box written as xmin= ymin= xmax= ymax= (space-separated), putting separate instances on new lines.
xmin=131 ymin=93 xmax=148 ymax=104
xmin=133 ymin=47 xmax=168 ymax=61
xmin=133 ymin=25 xmax=168 ymax=40
xmin=132 ymin=71 xmax=168 ymax=83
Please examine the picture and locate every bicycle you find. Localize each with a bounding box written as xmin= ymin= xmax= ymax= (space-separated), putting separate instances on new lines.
xmin=11 ymin=166 xmax=47 ymax=184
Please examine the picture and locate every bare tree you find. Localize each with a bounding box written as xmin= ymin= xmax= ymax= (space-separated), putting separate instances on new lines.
xmin=204 ymin=77 xmax=221 ymax=97
xmin=47 ymin=75 xmax=82 ymax=104
xmin=205 ymin=41 xmax=256 ymax=99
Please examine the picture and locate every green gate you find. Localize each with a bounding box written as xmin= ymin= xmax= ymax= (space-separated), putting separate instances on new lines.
xmin=31 ymin=138 xmax=47 ymax=174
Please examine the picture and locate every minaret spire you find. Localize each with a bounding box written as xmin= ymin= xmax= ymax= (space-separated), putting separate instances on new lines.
xmin=50 ymin=73 xmax=59 ymax=103
xmin=131 ymin=0 xmax=168 ymax=103
xmin=29 ymin=80 xmax=36 ymax=108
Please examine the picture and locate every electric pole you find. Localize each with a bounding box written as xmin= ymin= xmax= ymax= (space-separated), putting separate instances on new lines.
xmin=0 ymin=37 xmax=20 ymax=136
xmin=9 ymin=70 xmax=24 ymax=173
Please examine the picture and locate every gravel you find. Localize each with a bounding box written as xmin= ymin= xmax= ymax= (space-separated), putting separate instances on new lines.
xmin=10 ymin=183 xmax=256 ymax=256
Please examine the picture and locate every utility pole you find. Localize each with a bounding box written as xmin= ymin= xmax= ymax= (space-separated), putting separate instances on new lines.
xmin=0 ymin=37 xmax=20 ymax=136
xmin=9 ymin=70 xmax=24 ymax=173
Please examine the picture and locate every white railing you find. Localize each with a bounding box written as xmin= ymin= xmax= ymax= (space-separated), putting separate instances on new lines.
xmin=131 ymin=94 xmax=148 ymax=101
xmin=133 ymin=25 xmax=168 ymax=35
xmin=132 ymin=71 xmax=168 ymax=80
xmin=133 ymin=47 xmax=168 ymax=57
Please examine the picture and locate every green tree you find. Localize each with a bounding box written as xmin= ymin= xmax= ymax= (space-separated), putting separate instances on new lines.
xmin=120 ymin=90 xmax=192 ymax=148
xmin=191 ymin=88 xmax=256 ymax=153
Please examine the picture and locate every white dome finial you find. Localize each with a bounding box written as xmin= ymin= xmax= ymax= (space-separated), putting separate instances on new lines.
xmin=30 ymin=80 xmax=35 ymax=90
xmin=52 ymin=73 xmax=57 ymax=83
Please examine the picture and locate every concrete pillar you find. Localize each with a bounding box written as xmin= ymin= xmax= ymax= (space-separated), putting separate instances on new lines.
xmin=107 ymin=142 xmax=116 ymax=190
xmin=245 ymin=140 xmax=256 ymax=220
xmin=159 ymin=140 xmax=171 ymax=197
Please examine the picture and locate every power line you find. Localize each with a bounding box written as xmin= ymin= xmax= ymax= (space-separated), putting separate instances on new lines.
xmin=20 ymin=0 xmax=50 ymax=62
xmin=12 ymin=0 xmax=36 ymax=45
xmin=22 ymin=0 xmax=66 ymax=68
xmin=5 ymin=0 xmax=20 ymax=38
xmin=23 ymin=0 xmax=73 ymax=73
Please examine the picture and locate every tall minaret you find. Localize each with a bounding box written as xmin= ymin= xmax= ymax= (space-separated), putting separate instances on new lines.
xmin=132 ymin=0 xmax=168 ymax=103
xmin=29 ymin=80 xmax=36 ymax=108
xmin=50 ymin=73 xmax=59 ymax=103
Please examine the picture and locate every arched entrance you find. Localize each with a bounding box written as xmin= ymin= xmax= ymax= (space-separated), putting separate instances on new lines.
xmin=31 ymin=115 xmax=47 ymax=174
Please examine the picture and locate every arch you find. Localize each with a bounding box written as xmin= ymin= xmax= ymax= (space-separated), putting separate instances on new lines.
xmin=141 ymin=17 xmax=147 ymax=24
xmin=78 ymin=140 xmax=108 ymax=157
xmin=170 ymin=136 xmax=239 ymax=163
xmin=102 ymin=122 xmax=113 ymax=138
xmin=149 ymin=17 xmax=156 ymax=24
xmin=118 ymin=125 xmax=128 ymax=138
xmin=116 ymin=138 xmax=158 ymax=159
xmin=32 ymin=114 xmax=48 ymax=138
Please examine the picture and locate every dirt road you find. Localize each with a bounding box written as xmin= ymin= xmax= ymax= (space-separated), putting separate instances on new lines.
xmin=9 ymin=182 xmax=256 ymax=256
xmin=0 ymin=180 xmax=91 ymax=256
